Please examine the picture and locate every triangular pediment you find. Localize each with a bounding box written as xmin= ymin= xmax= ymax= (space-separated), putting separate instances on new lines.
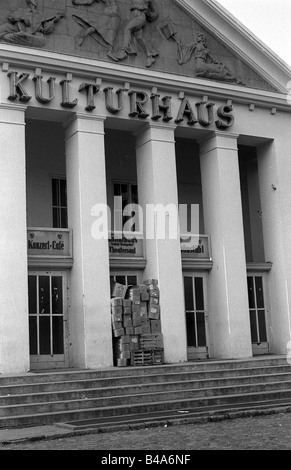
xmin=0 ymin=0 xmax=289 ymax=93
xmin=154 ymin=7 xmax=276 ymax=92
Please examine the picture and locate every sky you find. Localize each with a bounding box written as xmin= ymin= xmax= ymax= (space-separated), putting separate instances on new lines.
xmin=216 ymin=0 xmax=291 ymax=67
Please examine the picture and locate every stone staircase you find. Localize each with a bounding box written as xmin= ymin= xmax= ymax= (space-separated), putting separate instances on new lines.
xmin=0 ymin=356 xmax=291 ymax=431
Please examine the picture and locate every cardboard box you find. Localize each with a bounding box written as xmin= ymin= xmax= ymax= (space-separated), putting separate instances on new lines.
xmin=112 ymin=283 xmax=128 ymax=299
xmin=111 ymin=297 xmax=123 ymax=306
xmin=120 ymin=351 xmax=131 ymax=360
xmin=113 ymin=327 xmax=125 ymax=337
xmin=133 ymin=318 xmax=142 ymax=328
xmin=132 ymin=303 xmax=141 ymax=314
xmin=148 ymin=305 xmax=160 ymax=320
xmin=117 ymin=358 xmax=128 ymax=367
xmin=121 ymin=343 xmax=130 ymax=352
xmin=112 ymin=321 xmax=123 ymax=330
xmin=141 ymin=292 xmax=150 ymax=301
xmin=129 ymin=287 xmax=141 ymax=302
xmin=111 ymin=305 xmax=123 ymax=315
xmin=120 ymin=335 xmax=130 ymax=344
xmin=140 ymin=302 xmax=148 ymax=319
xmin=132 ymin=312 xmax=142 ymax=327
xmin=149 ymin=297 xmax=159 ymax=306
xmin=123 ymin=306 xmax=132 ymax=315
xmin=150 ymin=320 xmax=162 ymax=333
xmin=139 ymin=284 xmax=148 ymax=294
xmin=134 ymin=326 xmax=143 ymax=335
xmin=141 ymin=319 xmax=151 ymax=334
xmin=125 ymin=327 xmax=134 ymax=335
xmin=129 ymin=335 xmax=140 ymax=350
xmin=149 ymin=289 xmax=159 ymax=299
xmin=123 ymin=314 xmax=133 ymax=328
xmin=123 ymin=299 xmax=132 ymax=307
xmin=111 ymin=312 xmax=123 ymax=322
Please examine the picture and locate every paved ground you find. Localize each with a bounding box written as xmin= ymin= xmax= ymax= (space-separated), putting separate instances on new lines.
xmin=0 ymin=408 xmax=291 ymax=451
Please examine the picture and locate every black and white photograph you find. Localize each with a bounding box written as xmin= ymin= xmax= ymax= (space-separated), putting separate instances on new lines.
xmin=0 ymin=0 xmax=291 ymax=456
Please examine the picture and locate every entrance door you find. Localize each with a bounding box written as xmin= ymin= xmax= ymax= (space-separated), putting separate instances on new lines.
xmin=183 ymin=274 xmax=209 ymax=360
xmin=247 ymin=275 xmax=269 ymax=355
xmin=28 ymin=271 xmax=69 ymax=369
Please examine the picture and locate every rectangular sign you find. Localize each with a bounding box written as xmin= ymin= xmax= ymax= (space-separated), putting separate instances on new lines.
xmin=109 ymin=232 xmax=209 ymax=260
xmin=109 ymin=232 xmax=144 ymax=258
xmin=180 ymin=235 xmax=211 ymax=259
xmin=27 ymin=228 xmax=72 ymax=257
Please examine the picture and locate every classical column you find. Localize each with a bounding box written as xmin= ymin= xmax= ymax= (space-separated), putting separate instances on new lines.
xmin=65 ymin=114 xmax=112 ymax=368
xmin=135 ymin=122 xmax=187 ymax=364
xmin=0 ymin=104 xmax=30 ymax=374
xmin=257 ymin=140 xmax=291 ymax=354
xmin=199 ymin=131 xmax=252 ymax=359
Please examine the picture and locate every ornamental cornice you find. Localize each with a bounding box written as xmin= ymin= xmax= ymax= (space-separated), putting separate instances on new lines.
xmin=0 ymin=45 xmax=290 ymax=112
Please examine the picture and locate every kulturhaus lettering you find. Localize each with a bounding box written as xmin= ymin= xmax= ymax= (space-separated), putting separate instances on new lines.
xmin=7 ymin=72 xmax=234 ymax=129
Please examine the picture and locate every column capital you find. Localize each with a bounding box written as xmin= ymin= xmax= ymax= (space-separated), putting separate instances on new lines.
xmin=199 ymin=131 xmax=239 ymax=156
xmin=64 ymin=112 xmax=107 ymax=140
xmin=0 ymin=102 xmax=27 ymax=125
xmin=135 ymin=121 xmax=177 ymax=149
xmin=0 ymin=102 xmax=28 ymax=112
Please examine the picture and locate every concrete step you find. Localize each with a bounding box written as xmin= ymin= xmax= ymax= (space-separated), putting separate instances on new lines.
xmin=0 ymin=356 xmax=289 ymax=429
xmin=1 ymin=387 xmax=291 ymax=428
xmin=58 ymin=397 xmax=291 ymax=431
xmin=1 ymin=378 xmax=291 ymax=417
xmin=0 ymin=356 xmax=287 ymax=386
xmin=0 ymin=363 xmax=290 ymax=396
xmin=1 ymin=371 xmax=291 ymax=406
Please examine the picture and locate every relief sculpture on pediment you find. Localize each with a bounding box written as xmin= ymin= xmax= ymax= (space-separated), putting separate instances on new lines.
xmin=160 ymin=21 xmax=244 ymax=85
xmin=0 ymin=0 xmax=64 ymax=48
xmin=72 ymin=0 xmax=159 ymax=68
xmin=0 ymin=0 xmax=277 ymax=91
xmin=178 ymin=32 xmax=245 ymax=84
xmin=111 ymin=0 xmax=159 ymax=68
xmin=72 ymin=0 xmax=120 ymax=61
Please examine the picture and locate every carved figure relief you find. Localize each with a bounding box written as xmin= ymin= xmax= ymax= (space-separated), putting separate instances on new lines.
xmin=0 ymin=1 xmax=271 ymax=89
xmin=178 ymin=32 xmax=244 ymax=84
xmin=111 ymin=0 xmax=159 ymax=68
xmin=72 ymin=0 xmax=159 ymax=68
xmin=161 ymin=21 xmax=244 ymax=85
xmin=72 ymin=0 xmax=120 ymax=61
xmin=0 ymin=0 xmax=64 ymax=48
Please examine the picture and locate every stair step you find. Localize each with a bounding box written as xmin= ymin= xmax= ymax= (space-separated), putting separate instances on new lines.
xmin=0 ymin=356 xmax=289 ymax=429
xmin=1 ymin=380 xmax=291 ymax=418
xmin=57 ymin=397 xmax=291 ymax=431
xmin=0 ymin=356 xmax=288 ymax=386
xmin=1 ymin=364 xmax=290 ymax=396
xmin=1 ymin=387 xmax=291 ymax=428
xmin=1 ymin=372 xmax=291 ymax=406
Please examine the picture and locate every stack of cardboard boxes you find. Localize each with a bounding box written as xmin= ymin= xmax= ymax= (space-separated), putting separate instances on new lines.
xmin=111 ymin=279 xmax=164 ymax=367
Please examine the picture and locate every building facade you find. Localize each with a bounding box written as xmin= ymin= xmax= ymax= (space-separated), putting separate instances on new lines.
xmin=1 ymin=0 xmax=291 ymax=374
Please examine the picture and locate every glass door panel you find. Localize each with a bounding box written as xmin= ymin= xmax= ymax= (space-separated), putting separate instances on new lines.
xmin=247 ymin=275 xmax=269 ymax=355
xmin=183 ymin=274 xmax=208 ymax=360
xmin=28 ymin=272 xmax=68 ymax=369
